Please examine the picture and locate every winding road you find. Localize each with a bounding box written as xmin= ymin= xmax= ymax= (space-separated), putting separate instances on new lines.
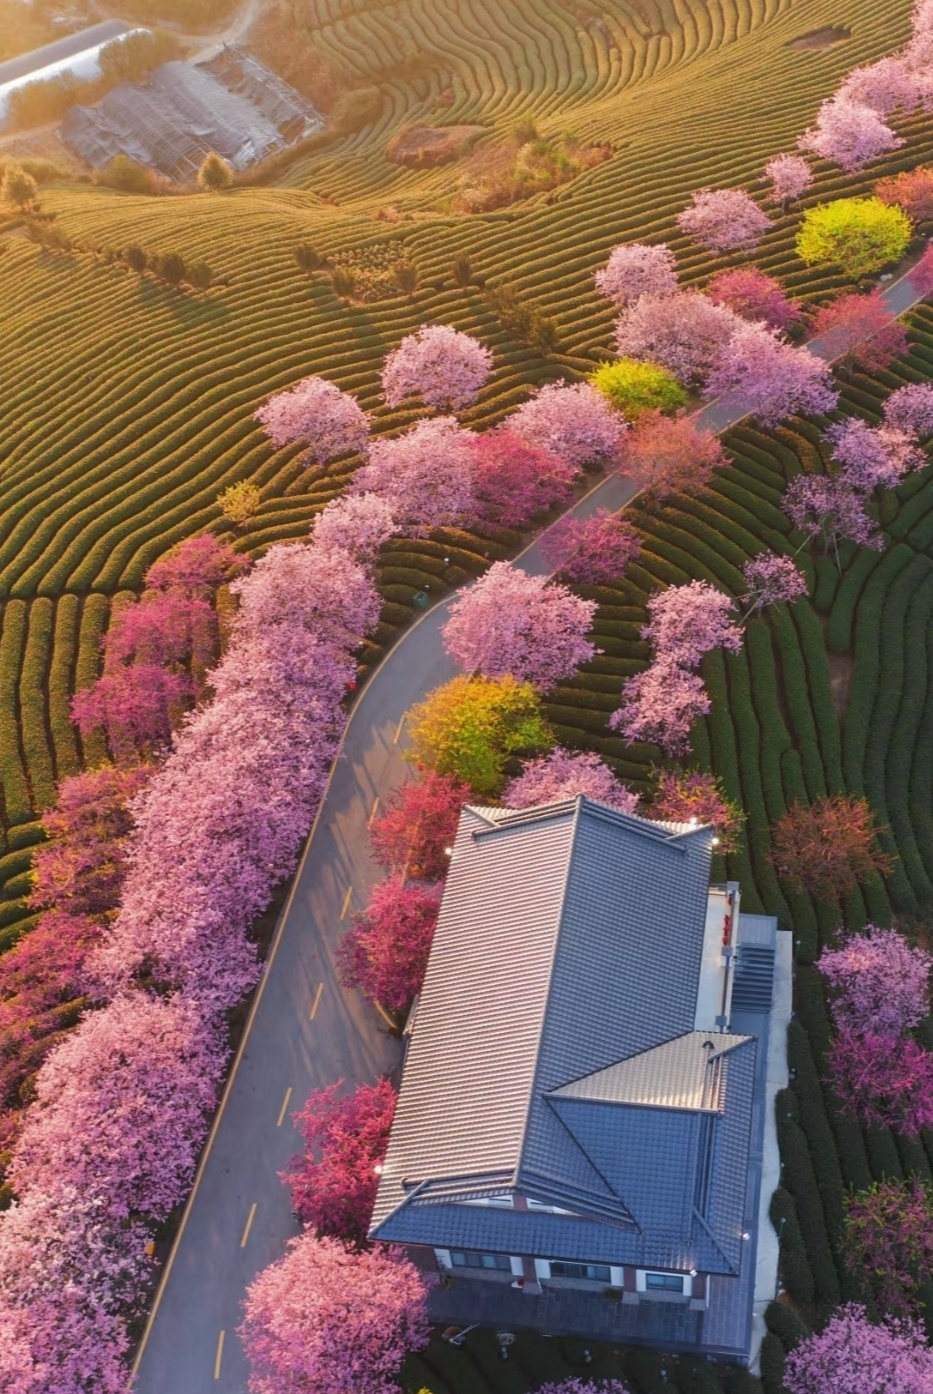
xmin=132 ymin=255 xmax=930 ymax=1393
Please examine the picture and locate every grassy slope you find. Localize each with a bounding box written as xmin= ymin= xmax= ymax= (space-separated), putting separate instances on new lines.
xmin=1 ymin=1 xmax=932 ymax=1387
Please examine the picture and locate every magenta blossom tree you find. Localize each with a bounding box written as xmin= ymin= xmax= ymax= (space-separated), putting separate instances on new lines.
xmin=369 ymin=771 xmax=470 ymax=880
xmin=145 ymin=533 xmax=246 ymax=597
xmin=103 ymin=589 xmax=215 ymax=669
xmin=622 ymin=409 xmax=727 ymax=501
xmin=353 ymin=416 xmax=477 ymax=533
xmin=812 ymin=291 xmax=910 ymax=374
xmin=441 ymin=561 xmax=597 ymax=689
xmin=239 ymin=1235 xmax=432 ymax=1394
xmin=908 ymin=241 xmax=933 ymax=296
xmin=845 ymin=1177 xmax=933 ymax=1316
xmin=542 ymin=509 xmax=643 ymax=584
xmin=71 ymin=664 xmax=193 ymax=762
xmin=884 ymin=381 xmax=933 ymax=438
xmin=826 ymin=417 xmax=924 ymax=492
xmin=469 ymin=427 xmax=577 ymax=528
xmin=503 ymin=746 xmax=639 ymax=812
xmin=707 ymin=266 xmax=802 ymax=334
xmin=763 ymin=153 xmax=813 ymax=205
xmin=650 ymin=769 xmax=745 ymax=852
xmin=676 ymin=187 xmax=772 ymax=255
xmin=705 ymin=320 xmax=838 ymax=425
xmin=642 ymin=579 xmax=743 ymax=668
xmin=818 ymin=925 xmax=931 ymax=1035
xmin=538 ymin=1382 xmax=632 ymax=1394
xmin=381 ymin=323 xmax=493 ymax=411
xmin=594 ymin=242 xmax=678 ymax=309
xmin=799 ymin=97 xmax=904 ymax=172
xmin=783 ymin=1303 xmax=933 ymax=1394
xmin=255 ymin=375 xmax=370 ymax=462
xmin=310 ymin=493 xmax=396 ymax=561
xmin=741 ymin=553 xmax=807 ymax=617
xmin=827 ymin=1029 xmax=933 ymax=1135
xmin=508 ymin=380 xmax=628 ymax=468
xmin=337 ymin=876 xmax=442 ymax=1012
xmin=614 ymin=291 xmax=740 ymax=387
xmin=282 ymin=1079 xmax=397 ymax=1244
xmin=783 ymin=473 xmax=880 ymax=561
xmin=609 ymin=660 xmax=711 ymax=755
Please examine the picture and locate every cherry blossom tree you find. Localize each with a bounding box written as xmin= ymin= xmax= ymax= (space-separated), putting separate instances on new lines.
xmin=622 ymin=410 xmax=727 ymax=501
xmin=825 ymin=417 xmax=923 ymax=492
xmin=770 ymin=795 xmax=893 ymax=901
xmin=103 ymin=590 xmax=215 ymax=669
xmin=837 ymin=57 xmax=922 ymax=116
xmin=609 ymin=660 xmax=711 ymax=755
xmin=799 ymin=97 xmax=904 ymax=172
xmin=740 ymin=553 xmax=807 ymax=617
xmin=594 ymin=242 xmax=678 ymax=309
xmin=352 ymin=416 xmax=477 ymax=533
xmin=538 ymin=1382 xmax=632 ymax=1394
xmin=71 ymin=664 xmax=193 ymax=761
xmin=282 ymin=1080 xmax=397 ymax=1244
xmin=9 ymin=994 xmax=225 ymax=1222
xmin=812 ymin=291 xmax=909 ymax=374
xmin=827 ymin=1029 xmax=933 ymax=1135
xmin=642 ymin=579 xmax=743 ymax=668
xmin=441 ymin=561 xmax=597 ymax=689
xmin=783 ymin=473 xmax=880 ymax=559
xmin=256 ymin=375 xmax=370 ymax=462
xmin=763 ymin=153 xmax=813 ymax=206
xmin=239 ymin=1235 xmax=431 ymax=1394
xmin=908 ymin=241 xmax=933 ymax=296
xmin=337 ymin=876 xmax=442 ymax=1012
xmin=649 ymin=768 xmax=745 ymax=852
xmin=707 ymin=266 xmax=802 ymax=334
xmin=369 ymin=771 xmax=470 ymax=878
xmin=783 ymin=1303 xmax=933 ymax=1394
xmin=541 ymin=510 xmax=643 ymax=584
xmin=145 ymin=533 xmax=246 ymax=597
xmin=704 ymin=321 xmax=838 ymax=426
xmin=507 ymin=380 xmax=628 ymax=468
xmin=503 ymin=746 xmax=639 ymax=812
xmin=381 ymin=324 xmax=493 ymax=411
xmin=845 ymin=1177 xmax=933 ymax=1316
xmin=817 ymin=925 xmax=931 ymax=1036
xmin=310 ymin=493 xmax=396 ymax=561
xmin=613 ymin=291 xmax=740 ymax=387
xmin=884 ymin=381 xmax=933 ymax=437
xmin=876 ymin=165 xmax=933 ymax=222
xmin=676 ymin=187 xmax=772 ymax=255
xmin=469 ymin=427 xmax=576 ymax=528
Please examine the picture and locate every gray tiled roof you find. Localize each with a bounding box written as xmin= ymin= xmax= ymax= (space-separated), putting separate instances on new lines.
xmin=371 ymin=797 xmax=758 ymax=1275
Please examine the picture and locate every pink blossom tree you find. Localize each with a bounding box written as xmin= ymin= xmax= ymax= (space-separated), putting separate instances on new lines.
xmin=282 ymin=1079 xmax=397 ymax=1244
xmin=826 ymin=1029 xmax=933 ymax=1135
xmin=145 ymin=533 xmax=246 ymax=597
xmin=884 ymin=381 xmax=933 ymax=438
xmin=310 ymin=493 xmax=396 ymax=561
xmin=783 ymin=1303 xmax=933 ymax=1394
xmin=705 ymin=320 xmax=839 ymax=425
xmin=649 ymin=768 xmax=745 ymax=853
xmin=71 ymin=664 xmax=193 ymax=761
xmin=381 ymin=323 xmax=493 ymax=411
xmin=622 ymin=410 xmax=727 ymax=501
xmin=353 ymin=416 xmax=477 ymax=533
xmin=441 ymin=561 xmax=597 ymax=689
xmin=594 ymin=242 xmax=678 ymax=309
xmin=642 ymin=579 xmax=743 ymax=668
xmin=676 ymin=188 xmax=772 ymax=255
xmin=799 ymin=97 xmax=904 ymax=172
xmin=837 ymin=57 xmax=922 ymax=116
xmin=255 ymin=375 xmax=370 ymax=462
xmin=812 ymin=291 xmax=910 ymax=374
xmin=826 ymin=417 xmax=924 ymax=492
xmin=507 ymin=380 xmax=628 ymax=468
xmin=102 ymin=589 xmax=215 ymax=669
xmin=707 ymin=266 xmax=802 ymax=334
xmin=337 ymin=876 xmax=442 ymax=1012
xmin=783 ymin=473 xmax=881 ymax=559
xmin=908 ymin=241 xmax=933 ymax=296
xmin=740 ymin=553 xmax=807 ymax=617
xmin=239 ymin=1235 xmax=432 ymax=1394
xmin=614 ymin=291 xmax=740 ymax=387
xmin=818 ymin=925 xmax=931 ymax=1035
xmin=609 ymin=660 xmax=711 ymax=755
xmin=469 ymin=427 xmax=577 ymax=528
xmin=541 ymin=509 xmax=643 ymax=584
xmin=845 ymin=1178 xmax=933 ymax=1316
xmin=538 ymin=1382 xmax=632 ymax=1394
xmin=763 ymin=153 xmax=813 ymax=206
xmin=9 ymin=994 xmax=225 ymax=1221
xmin=369 ymin=771 xmax=470 ymax=879
xmin=503 ymin=746 xmax=639 ymax=812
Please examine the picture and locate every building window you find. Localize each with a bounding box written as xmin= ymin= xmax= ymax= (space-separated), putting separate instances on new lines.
xmin=549 ymin=1261 xmax=612 ymax=1282
xmin=645 ymin=1272 xmax=686 ymax=1292
xmin=449 ymin=1250 xmax=512 ymax=1271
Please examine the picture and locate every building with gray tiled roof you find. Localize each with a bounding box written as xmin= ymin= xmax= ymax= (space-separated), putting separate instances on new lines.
xmin=370 ymin=795 xmax=781 ymax=1363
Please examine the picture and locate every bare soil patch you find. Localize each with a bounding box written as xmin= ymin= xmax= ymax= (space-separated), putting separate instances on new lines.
xmin=787 ymin=26 xmax=851 ymax=51
xmin=386 ymin=124 xmax=486 ymax=168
